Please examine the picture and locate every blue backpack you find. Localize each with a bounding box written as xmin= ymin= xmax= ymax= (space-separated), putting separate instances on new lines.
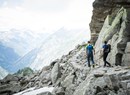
xmin=86 ymin=44 xmax=93 ymax=54
xmin=104 ymin=44 xmax=111 ymax=53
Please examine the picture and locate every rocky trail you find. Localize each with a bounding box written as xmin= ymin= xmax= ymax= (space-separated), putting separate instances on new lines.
xmin=0 ymin=43 xmax=130 ymax=95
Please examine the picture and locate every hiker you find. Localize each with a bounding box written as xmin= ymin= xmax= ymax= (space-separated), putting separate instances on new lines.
xmin=86 ymin=41 xmax=95 ymax=68
xmin=102 ymin=41 xmax=111 ymax=67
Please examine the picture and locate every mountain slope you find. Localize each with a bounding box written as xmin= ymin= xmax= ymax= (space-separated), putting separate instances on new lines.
xmin=12 ymin=48 xmax=39 ymax=72
xmin=0 ymin=43 xmax=20 ymax=72
xmin=0 ymin=66 xmax=8 ymax=79
xmin=29 ymin=28 xmax=89 ymax=70
xmin=0 ymin=29 xmax=49 ymax=56
xmin=0 ymin=29 xmax=50 ymax=72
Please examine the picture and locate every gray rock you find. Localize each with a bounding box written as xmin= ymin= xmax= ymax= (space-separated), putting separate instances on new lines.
xmin=37 ymin=91 xmax=52 ymax=95
xmin=127 ymin=83 xmax=130 ymax=89
xmin=108 ymin=91 xmax=117 ymax=95
xmin=94 ymin=73 xmax=104 ymax=78
xmin=0 ymin=83 xmax=21 ymax=94
xmin=51 ymin=63 xmax=61 ymax=84
xmin=52 ymin=87 xmax=65 ymax=95
xmin=65 ymin=84 xmax=76 ymax=95
xmin=61 ymin=74 xmax=74 ymax=87
xmin=117 ymin=89 xmax=127 ymax=95
xmin=3 ymin=74 xmax=19 ymax=83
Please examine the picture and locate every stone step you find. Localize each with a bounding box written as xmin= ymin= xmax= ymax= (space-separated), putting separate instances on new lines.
xmin=121 ymin=74 xmax=130 ymax=81
xmin=120 ymin=80 xmax=130 ymax=89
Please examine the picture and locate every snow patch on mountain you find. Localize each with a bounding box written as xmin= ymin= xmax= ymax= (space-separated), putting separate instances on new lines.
xmin=30 ymin=28 xmax=89 ymax=70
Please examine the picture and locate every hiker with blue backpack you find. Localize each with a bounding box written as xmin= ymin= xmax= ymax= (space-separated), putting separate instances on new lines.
xmin=102 ymin=41 xmax=111 ymax=67
xmin=86 ymin=41 xmax=95 ymax=68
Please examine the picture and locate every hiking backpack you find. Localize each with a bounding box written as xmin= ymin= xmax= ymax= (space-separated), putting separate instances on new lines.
xmin=104 ymin=44 xmax=111 ymax=53
xmin=107 ymin=44 xmax=111 ymax=53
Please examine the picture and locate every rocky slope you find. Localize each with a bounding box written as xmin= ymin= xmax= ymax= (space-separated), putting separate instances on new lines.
xmin=0 ymin=43 xmax=130 ymax=95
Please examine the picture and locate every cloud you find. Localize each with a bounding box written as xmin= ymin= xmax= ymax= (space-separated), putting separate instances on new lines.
xmin=0 ymin=0 xmax=23 ymax=8
xmin=0 ymin=0 xmax=94 ymax=33
xmin=22 ymin=0 xmax=71 ymax=12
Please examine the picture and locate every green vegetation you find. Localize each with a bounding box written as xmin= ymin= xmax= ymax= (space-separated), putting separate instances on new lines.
xmin=78 ymin=43 xmax=88 ymax=50
xmin=15 ymin=67 xmax=34 ymax=77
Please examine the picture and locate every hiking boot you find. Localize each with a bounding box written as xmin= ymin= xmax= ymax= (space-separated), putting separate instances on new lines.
xmin=92 ymin=64 xmax=95 ymax=68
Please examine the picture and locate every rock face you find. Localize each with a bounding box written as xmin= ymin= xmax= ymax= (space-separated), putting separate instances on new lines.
xmin=122 ymin=42 xmax=130 ymax=66
xmin=94 ymin=6 xmax=130 ymax=66
xmin=90 ymin=0 xmax=130 ymax=44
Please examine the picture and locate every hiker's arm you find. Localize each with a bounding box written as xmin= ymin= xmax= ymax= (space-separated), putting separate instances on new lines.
xmin=94 ymin=49 xmax=95 ymax=55
xmin=93 ymin=46 xmax=95 ymax=55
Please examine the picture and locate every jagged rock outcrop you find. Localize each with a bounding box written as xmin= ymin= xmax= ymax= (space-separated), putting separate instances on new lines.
xmin=94 ymin=7 xmax=130 ymax=66
xmin=90 ymin=0 xmax=130 ymax=44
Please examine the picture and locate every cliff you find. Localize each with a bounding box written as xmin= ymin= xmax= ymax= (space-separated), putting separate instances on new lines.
xmin=94 ymin=7 xmax=130 ymax=66
xmin=90 ymin=0 xmax=130 ymax=44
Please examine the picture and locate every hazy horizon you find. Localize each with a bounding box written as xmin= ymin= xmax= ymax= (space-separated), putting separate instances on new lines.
xmin=0 ymin=0 xmax=94 ymax=34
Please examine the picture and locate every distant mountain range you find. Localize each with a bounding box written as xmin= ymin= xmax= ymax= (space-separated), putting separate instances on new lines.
xmin=0 ymin=66 xmax=8 ymax=79
xmin=0 ymin=29 xmax=49 ymax=73
xmin=27 ymin=28 xmax=89 ymax=70
xmin=0 ymin=28 xmax=89 ymax=74
xmin=0 ymin=43 xmax=20 ymax=72
xmin=0 ymin=29 xmax=49 ymax=56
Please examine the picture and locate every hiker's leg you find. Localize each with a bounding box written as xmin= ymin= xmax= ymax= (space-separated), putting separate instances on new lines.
xmin=103 ymin=53 xmax=107 ymax=67
xmin=90 ymin=53 xmax=95 ymax=68
xmin=105 ymin=53 xmax=111 ymax=66
xmin=91 ymin=53 xmax=94 ymax=64
xmin=106 ymin=61 xmax=111 ymax=66
xmin=87 ymin=55 xmax=91 ymax=67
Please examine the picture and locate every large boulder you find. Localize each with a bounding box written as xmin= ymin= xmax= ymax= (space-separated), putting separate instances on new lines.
xmin=37 ymin=92 xmax=52 ymax=95
xmin=0 ymin=83 xmax=21 ymax=94
xmin=61 ymin=74 xmax=74 ymax=88
xmin=3 ymin=74 xmax=19 ymax=83
xmin=51 ymin=63 xmax=61 ymax=84
xmin=52 ymin=87 xmax=65 ymax=95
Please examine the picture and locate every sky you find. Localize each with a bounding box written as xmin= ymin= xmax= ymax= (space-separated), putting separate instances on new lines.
xmin=0 ymin=0 xmax=94 ymax=33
